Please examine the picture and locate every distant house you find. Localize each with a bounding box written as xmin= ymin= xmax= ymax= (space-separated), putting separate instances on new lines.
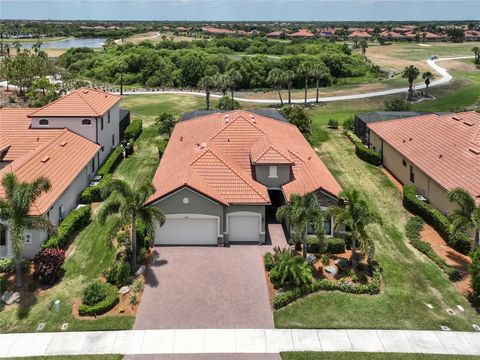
xmin=201 ymin=27 xmax=236 ymax=36
xmin=465 ymin=30 xmax=480 ymax=41
xmin=266 ymin=31 xmax=284 ymax=38
xmin=380 ymin=31 xmax=408 ymax=41
xmin=368 ymin=112 xmax=480 ymax=221
xmin=289 ymin=29 xmax=315 ymax=38
xmin=318 ymin=28 xmax=337 ymax=40
xmin=421 ymin=31 xmax=447 ymax=42
xmin=0 ymin=88 xmax=126 ymax=259
xmin=347 ymin=31 xmax=372 ymax=40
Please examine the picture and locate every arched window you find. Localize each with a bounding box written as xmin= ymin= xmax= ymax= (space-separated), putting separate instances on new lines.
xmin=82 ymin=119 xmax=92 ymax=126
xmin=39 ymin=119 xmax=49 ymax=126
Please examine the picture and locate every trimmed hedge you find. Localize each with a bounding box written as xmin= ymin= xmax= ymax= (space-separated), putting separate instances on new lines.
xmin=405 ymin=216 xmax=461 ymax=281
xmin=345 ymin=131 xmax=382 ymax=166
xmin=307 ymin=236 xmax=345 ymax=254
xmin=470 ymin=249 xmax=480 ymax=296
xmin=157 ymin=140 xmax=167 ymax=158
xmin=124 ymin=118 xmax=142 ymax=141
xmin=42 ymin=205 xmax=92 ymax=249
xmin=80 ymin=175 xmax=112 ymax=203
xmin=97 ymin=146 xmax=123 ymax=177
xmin=403 ymin=185 xmax=471 ymax=254
xmin=273 ymin=265 xmax=382 ymax=309
xmin=78 ymin=282 xmax=119 ymax=316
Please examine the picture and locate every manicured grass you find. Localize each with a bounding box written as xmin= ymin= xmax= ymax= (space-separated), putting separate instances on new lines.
xmin=281 ymin=353 xmax=480 ymax=360
xmin=9 ymin=356 xmax=123 ymax=360
xmin=273 ymin=129 xmax=480 ymax=331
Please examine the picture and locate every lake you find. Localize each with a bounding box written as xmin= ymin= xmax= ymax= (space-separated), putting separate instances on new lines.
xmin=19 ymin=38 xmax=106 ymax=50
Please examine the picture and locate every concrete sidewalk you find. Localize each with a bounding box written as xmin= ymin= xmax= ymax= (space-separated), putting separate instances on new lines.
xmin=1 ymin=329 xmax=480 ymax=358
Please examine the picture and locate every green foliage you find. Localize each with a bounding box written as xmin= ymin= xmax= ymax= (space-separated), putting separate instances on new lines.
xmin=321 ymin=254 xmax=330 ymax=266
xmin=105 ymin=260 xmax=131 ymax=286
xmin=130 ymin=294 xmax=139 ymax=305
xmin=269 ymin=248 xmax=313 ymax=288
xmin=403 ymin=185 xmax=471 ymax=254
xmin=470 ymin=249 xmax=480 ymax=296
xmin=345 ymin=131 xmax=382 ymax=166
xmin=0 ymin=276 xmax=8 ymax=293
xmin=42 ymin=205 xmax=92 ymax=249
xmin=132 ymin=278 xmax=144 ymax=293
xmin=156 ymin=113 xmax=177 ymax=136
xmin=342 ymin=117 xmax=355 ymax=131
xmin=124 ymin=118 xmax=143 ymax=142
xmin=264 ymin=252 xmax=275 ymax=271
xmin=97 ymin=146 xmax=124 ymax=177
xmin=326 ymin=238 xmax=346 ymax=254
xmin=157 ymin=140 xmax=168 ymax=158
xmin=79 ymin=282 xmax=119 ymax=316
xmin=82 ymin=280 xmax=108 ymax=306
xmin=281 ymin=106 xmax=312 ymax=142
xmin=405 ymin=216 xmax=461 ymax=281
xmin=308 ymin=236 xmax=345 ymax=254
xmin=384 ymin=97 xmax=411 ymax=111
xmin=80 ymin=175 xmax=112 ymax=204
xmin=33 ymin=248 xmax=66 ymax=285
xmin=327 ymin=119 xmax=339 ymax=129
xmin=0 ymin=258 xmax=14 ymax=273
xmin=216 ymin=95 xmax=240 ymax=110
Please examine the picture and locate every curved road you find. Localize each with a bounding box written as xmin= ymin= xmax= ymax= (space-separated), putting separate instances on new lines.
xmin=118 ymin=56 xmax=474 ymax=104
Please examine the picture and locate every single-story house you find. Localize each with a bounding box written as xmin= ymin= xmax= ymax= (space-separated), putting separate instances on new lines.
xmin=348 ymin=31 xmax=372 ymax=40
xmin=368 ymin=112 xmax=480 ymax=219
xmin=289 ymin=29 xmax=315 ymax=38
xmin=0 ymin=88 xmax=124 ymax=258
xmin=380 ymin=31 xmax=408 ymax=41
xmin=146 ymin=111 xmax=342 ymax=246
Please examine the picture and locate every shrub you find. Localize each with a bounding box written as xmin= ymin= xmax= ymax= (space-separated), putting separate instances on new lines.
xmin=33 ymin=249 xmax=65 ymax=285
xmin=0 ymin=258 xmax=14 ymax=273
xmin=343 ymin=117 xmax=354 ymax=131
xmin=82 ymin=281 xmax=107 ymax=306
xmin=264 ymin=252 xmax=275 ymax=271
xmin=124 ymin=118 xmax=143 ymax=142
xmin=78 ymin=282 xmax=119 ymax=316
xmin=132 ymin=278 xmax=144 ymax=293
xmin=80 ymin=175 xmax=112 ymax=203
xmin=105 ymin=260 xmax=131 ymax=286
xmin=97 ymin=146 xmax=123 ymax=177
xmin=137 ymin=247 xmax=148 ymax=266
xmin=270 ymin=248 xmax=312 ymax=288
xmin=43 ymin=205 xmax=92 ymax=249
xmin=326 ymin=238 xmax=346 ymax=254
xmin=321 ymin=254 xmax=330 ymax=265
xmin=117 ymin=232 xmax=127 ymax=245
xmin=327 ymin=119 xmax=339 ymax=129
xmin=405 ymin=216 xmax=462 ymax=281
xmin=306 ymin=236 xmax=320 ymax=253
xmin=0 ymin=276 xmax=7 ymax=293
xmin=130 ymin=294 xmax=139 ymax=305
xmin=384 ymin=97 xmax=411 ymax=111
xmin=216 ymin=95 xmax=240 ymax=110
xmin=403 ymin=185 xmax=470 ymax=254
xmin=157 ymin=140 xmax=168 ymax=158
xmin=345 ymin=131 xmax=382 ymax=166
xmin=470 ymin=249 xmax=480 ymax=296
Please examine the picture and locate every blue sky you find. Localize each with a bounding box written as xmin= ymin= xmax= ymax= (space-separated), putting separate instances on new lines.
xmin=2 ymin=0 xmax=480 ymax=21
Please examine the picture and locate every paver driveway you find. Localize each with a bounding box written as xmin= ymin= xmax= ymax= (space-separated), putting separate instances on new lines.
xmin=134 ymin=245 xmax=275 ymax=330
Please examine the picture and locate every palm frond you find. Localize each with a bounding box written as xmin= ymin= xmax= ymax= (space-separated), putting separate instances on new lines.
xmin=0 ymin=198 xmax=13 ymax=220
xmin=25 ymin=216 xmax=56 ymax=235
xmin=29 ymin=176 xmax=52 ymax=202
xmin=448 ymin=187 xmax=476 ymax=214
xmin=1 ymin=172 xmax=18 ymax=201
xmin=100 ymin=178 xmax=132 ymax=200
xmin=97 ymin=198 xmax=122 ymax=224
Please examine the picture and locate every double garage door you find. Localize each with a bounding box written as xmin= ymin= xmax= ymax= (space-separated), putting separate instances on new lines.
xmin=154 ymin=213 xmax=260 ymax=245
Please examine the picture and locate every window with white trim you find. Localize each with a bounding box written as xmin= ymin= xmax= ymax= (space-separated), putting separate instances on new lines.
xmin=268 ymin=166 xmax=278 ymax=178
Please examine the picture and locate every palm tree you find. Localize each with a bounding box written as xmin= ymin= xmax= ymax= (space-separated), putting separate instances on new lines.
xmin=402 ymin=65 xmax=420 ymax=101
xmin=310 ymin=61 xmax=330 ymax=104
xmin=359 ymin=39 xmax=368 ymax=58
xmin=0 ymin=173 xmax=55 ymax=287
xmin=267 ymin=68 xmax=284 ymax=105
xmin=422 ymin=71 xmax=434 ymax=98
xmin=284 ymin=70 xmax=295 ymax=105
xmin=214 ymin=74 xmax=229 ymax=96
xmin=297 ymin=62 xmax=312 ymax=104
xmin=327 ymin=189 xmax=382 ymax=268
xmin=98 ymin=179 xmax=166 ymax=272
xmin=271 ymin=248 xmax=312 ymax=287
xmin=12 ymin=40 xmax=21 ymax=55
xmin=472 ymin=47 xmax=480 ymax=64
xmin=198 ymin=75 xmax=216 ymax=110
xmin=447 ymin=188 xmax=480 ymax=250
xmin=276 ymin=193 xmax=324 ymax=259
xmin=225 ymin=69 xmax=242 ymax=100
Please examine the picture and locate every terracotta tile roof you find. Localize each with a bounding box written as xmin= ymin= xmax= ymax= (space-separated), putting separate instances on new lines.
xmin=0 ymin=108 xmax=64 ymax=161
xmin=290 ymin=29 xmax=315 ymax=37
xmin=0 ymin=130 xmax=100 ymax=215
xmin=368 ymin=112 xmax=480 ymax=205
xmin=28 ymin=87 xmax=120 ymax=118
xmin=250 ymin=135 xmax=293 ymax=165
xmin=148 ymin=111 xmax=341 ymax=206
xmin=380 ymin=31 xmax=406 ymax=39
xmin=348 ymin=31 xmax=372 ymax=38
xmin=201 ymin=27 xmax=235 ymax=35
xmin=266 ymin=31 xmax=283 ymax=37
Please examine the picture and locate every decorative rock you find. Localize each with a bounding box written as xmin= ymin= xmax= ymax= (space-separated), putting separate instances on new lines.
xmin=306 ymin=254 xmax=316 ymax=264
xmin=325 ymin=265 xmax=338 ymax=276
xmin=135 ymin=265 xmax=146 ymax=276
xmin=36 ymin=323 xmax=46 ymax=332
xmin=457 ymin=305 xmax=464 ymax=312
xmin=61 ymin=323 xmax=68 ymax=331
xmin=119 ymin=285 xmax=131 ymax=295
xmin=472 ymin=324 xmax=480 ymax=331
xmin=425 ymin=303 xmax=434 ymax=309
xmin=119 ymin=307 xmax=126 ymax=313
xmin=335 ymin=258 xmax=350 ymax=268
xmin=446 ymin=308 xmax=456 ymax=315
xmin=1 ymin=291 xmax=21 ymax=305
xmin=441 ymin=325 xmax=451 ymax=331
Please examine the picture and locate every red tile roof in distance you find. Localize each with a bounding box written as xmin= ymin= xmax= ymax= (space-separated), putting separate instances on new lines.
xmin=348 ymin=31 xmax=372 ymax=38
xmin=368 ymin=112 xmax=480 ymax=205
xmin=28 ymin=87 xmax=121 ymax=118
xmin=148 ymin=111 xmax=341 ymax=206
xmin=290 ymin=29 xmax=315 ymax=37
xmin=0 ymin=130 xmax=100 ymax=215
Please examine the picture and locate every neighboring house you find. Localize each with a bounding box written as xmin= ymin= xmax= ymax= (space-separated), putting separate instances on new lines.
xmin=368 ymin=112 xmax=480 ymax=218
xmin=0 ymin=88 xmax=124 ymax=259
xmin=379 ymin=31 xmax=408 ymax=41
xmin=464 ymin=30 xmax=480 ymax=41
xmin=146 ymin=111 xmax=342 ymax=246
xmin=347 ymin=31 xmax=372 ymax=40
xmin=318 ymin=28 xmax=337 ymax=40
xmin=266 ymin=31 xmax=284 ymax=38
xmin=289 ymin=29 xmax=315 ymax=38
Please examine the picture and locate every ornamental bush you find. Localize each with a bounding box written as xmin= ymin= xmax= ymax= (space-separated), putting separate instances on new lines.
xmin=78 ymin=282 xmax=119 ymax=316
xmin=80 ymin=175 xmax=112 ymax=203
xmin=82 ymin=280 xmax=107 ymax=306
xmin=264 ymin=253 xmax=275 ymax=271
xmin=0 ymin=258 xmax=14 ymax=273
xmin=307 ymin=236 xmax=345 ymax=254
xmin=33 ymin=248 xmax=65 ymax=285
xmin=105 ymin=260 xmax=131 ymax=286
xmin=124 ymin=118 xmax=143 ymax=142
xmin=42 ymin=205 xmax=91 ymax=249
xmin=97 ymin=146 xmax=123 ymax=177
xmin=470 ymin=249 xmax=480 ymax=296
xmin=345 ymin=131 xmax=382 ymax=166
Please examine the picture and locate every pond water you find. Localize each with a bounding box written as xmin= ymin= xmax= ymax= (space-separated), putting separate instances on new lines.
xmin=18 ymin=38 xmax=106 ymax=49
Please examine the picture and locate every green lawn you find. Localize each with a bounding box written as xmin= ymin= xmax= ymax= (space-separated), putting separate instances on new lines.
xmin=273 ymin=127 xmax=480 ymax=330
xmin=281 ymin=353 xmax=480 ymax=360
xmin=9 ymin=356 xmax=122 ymax=360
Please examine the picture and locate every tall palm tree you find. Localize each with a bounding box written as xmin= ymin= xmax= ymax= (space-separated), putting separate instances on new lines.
xmin=297 ymin=62 xmax=312 ymax=104
xmin=310 ymin=61 xmax=330 ymax=104
xmin=99 ymin=179 xmax=165 ymax=272
xmin=12 ymin=40 xmax=21 ymax=55
xmin=421 ymin=71 xmax=434 ymax=97
xmin=198 ymin=75 xmax=216 ymax=110
xmin=0 ymin=173 xmax=55 ymax=287
xmin=472 ymin=47 xmax=480 ymax=64
xmin=358 ymin=39 xmax=368 ymax=58
xmin=225 ymin=69 xmax=242 ymax=100
xmin=284 ymin=70 xmax=295 ymax=105
xmin=327 ymin=189 xmax=382 ymax=268
xmin=276 ymin=193 xmax=324 ymax=259
xmin=267 ymin=68 xmax=284 ymax=105
xmin=402 ymin=65 xmax=420 ymax=101
xmin=214 ymin=74 xmax=229 ymax=96
xmin=447 ymin=188 xmax=480 ymax=250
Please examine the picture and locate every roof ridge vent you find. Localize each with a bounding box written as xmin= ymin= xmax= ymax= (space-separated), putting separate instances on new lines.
xmin=40 ymin=156 xmax=50 ymax=163
xmin=60 ymin=141 xmax=67 ymax=147
xmin=83 ymin=90 xmax=89 ymax=94
xmin=469 ymin=147 xmax=480 ymax=155
xmin=463 ymin=121 xmax=474 ymax=127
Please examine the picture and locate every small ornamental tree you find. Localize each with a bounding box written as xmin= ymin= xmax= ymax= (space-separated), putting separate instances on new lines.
xmin=33 ymin=248 xmax=65 ymax=285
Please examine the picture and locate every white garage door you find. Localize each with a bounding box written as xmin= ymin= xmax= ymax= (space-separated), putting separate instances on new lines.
xmin=155 ymin=215 xmax=218 ymax=245
xmin=228 ymin=213 xmax=260 ymax=242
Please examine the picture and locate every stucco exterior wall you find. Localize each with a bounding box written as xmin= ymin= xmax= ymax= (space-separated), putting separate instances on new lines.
xmin=98 ymin=103 xmax=120 ymax=164
xmin=255 ymin=165 xmax=291 ymax=188
xmin=31 ymin=116 xmax=97 ymax=142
